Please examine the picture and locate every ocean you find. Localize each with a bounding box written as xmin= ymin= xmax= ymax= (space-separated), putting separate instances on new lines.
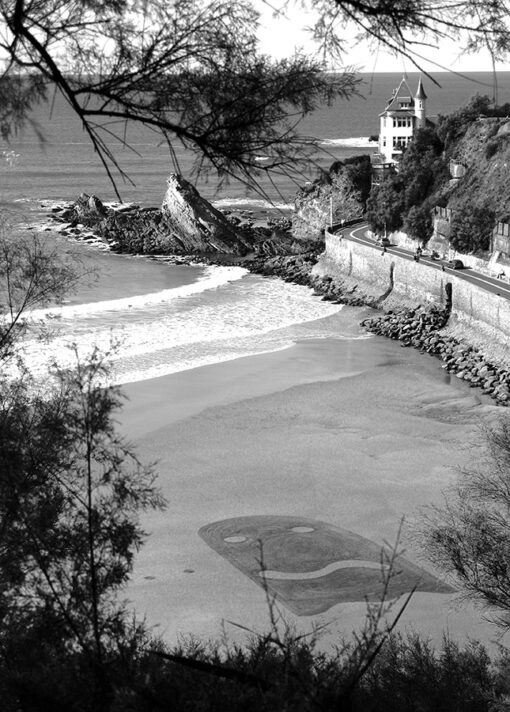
xmin=2 ymin=71 xmax=509 ymax=383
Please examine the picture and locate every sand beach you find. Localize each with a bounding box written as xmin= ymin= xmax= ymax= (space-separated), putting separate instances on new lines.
xmin=120 ymin=317 xmax=506 ymax=651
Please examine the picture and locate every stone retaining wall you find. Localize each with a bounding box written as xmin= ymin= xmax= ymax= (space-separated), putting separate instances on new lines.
xmin=316 ymin=229 xmax=510 ymax=363
xmin=315 ymin=230 xmax=450 ymax=306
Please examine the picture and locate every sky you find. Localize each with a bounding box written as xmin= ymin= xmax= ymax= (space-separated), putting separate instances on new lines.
xmin=256 ymin=2 xmax=510 ymax=73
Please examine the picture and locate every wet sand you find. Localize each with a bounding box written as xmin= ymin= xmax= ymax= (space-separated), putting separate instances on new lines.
xmin=120 ymin=332 xmax=506 ymax=651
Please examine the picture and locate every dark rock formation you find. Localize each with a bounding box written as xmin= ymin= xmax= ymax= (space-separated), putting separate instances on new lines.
xmin=58 ymin=177 xmax=253 ymax=255
xmin=56 ymin=177 xmax=317 ymax=257
xmin=60 ymin=193 xmax=110 ymax=227
xmin=159 ymin=175 xmax=252 ymax=254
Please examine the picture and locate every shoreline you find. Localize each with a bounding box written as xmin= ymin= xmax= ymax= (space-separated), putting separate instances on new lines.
xmin=39 ymin=196 xmax=510 ymax=409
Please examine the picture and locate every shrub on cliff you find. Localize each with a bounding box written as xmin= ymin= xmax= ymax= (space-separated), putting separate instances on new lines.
xmin=485 ymin=133 xmax=510 ymax=160
xmin=329 ymin=169 xmax=368 ymax=223
xmin=366 ymin=176 xmax=406 ymax=235
xmin=403 ymin=203 xmax=434 ymax=243
xmin=398 ymin=128 xmax=449 ymax=208
xmin=343 ymin=155 xmax=372 ymax=206
xmin=449 ymin=200 xmax=494 ymax=253
xmin=437 ymin=95 xmax=510 ymax=158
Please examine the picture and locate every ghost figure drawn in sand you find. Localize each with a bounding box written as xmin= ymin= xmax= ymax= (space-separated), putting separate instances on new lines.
xmin=198 ymin=515 xmax=454 ymax=616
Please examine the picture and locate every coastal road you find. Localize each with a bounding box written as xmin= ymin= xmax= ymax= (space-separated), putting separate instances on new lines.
xmin=336 ymin=223 xmax=510 ymax=301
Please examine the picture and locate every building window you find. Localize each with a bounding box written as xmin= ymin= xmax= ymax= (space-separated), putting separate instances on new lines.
xmin=393 ymin=117 xmax=412 ymax=128
xmin=393 ymin=136 xmax=411 ymax=149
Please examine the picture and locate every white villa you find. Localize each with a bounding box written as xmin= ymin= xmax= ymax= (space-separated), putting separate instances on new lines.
xmin=377 ymin=76 xmax=428 ymax=164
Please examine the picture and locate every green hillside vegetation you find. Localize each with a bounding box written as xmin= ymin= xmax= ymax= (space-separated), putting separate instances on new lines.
xmin=367 ymin=95 xmax=510 ymax=252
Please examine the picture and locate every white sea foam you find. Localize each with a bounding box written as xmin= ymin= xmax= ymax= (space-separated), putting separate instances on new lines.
xmin=19 ymin=270 xmax=362 ymax=385
xmin=212 ymin=197 xmax=293 ymax=211
xmin=320 ymin=137 xmax=378 ymax=148
xmin=27 ymin=265 xmax=248 ymax=320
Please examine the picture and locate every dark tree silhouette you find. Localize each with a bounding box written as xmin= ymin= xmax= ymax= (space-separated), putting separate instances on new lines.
xmin=421 ymin=416 xmax=510 ymax=631
xmin=0 ymin=0 xmax=359 ymax=198
xmin=306 ymin=0 xmax=510 ymax=76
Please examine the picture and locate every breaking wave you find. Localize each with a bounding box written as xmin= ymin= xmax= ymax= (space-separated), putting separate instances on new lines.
xmin=18 ymin=268 xmax=361 ymax=384
xmin=27 ymin=265 xmax=248 ymax=320
xmin=320 ymin=137 xmax=378 ymax=148
xmin=212 ymin=197 xmax=293 ymax=212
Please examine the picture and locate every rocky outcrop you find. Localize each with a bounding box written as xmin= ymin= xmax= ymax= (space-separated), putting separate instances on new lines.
xmin=243 ymin=254 xmax=318 ymax=284
xmin=55 ymin=178 xmax=314 ymax=257
xmin=61 ymin=193 xmax=108 ymax=225
xmin=159 ymin=175 xmax=252 ymax=254
xmin=292 ymin=157 xmax=370 ymax=243
xmin=58 ymin=177 xmax=254 ymax=255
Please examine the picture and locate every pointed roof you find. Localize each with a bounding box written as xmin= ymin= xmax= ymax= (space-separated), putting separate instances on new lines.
xmin=383 ymin=76 xmax=415 ymax=112
xmin=415 ymin=76 xmax=427 ymax=100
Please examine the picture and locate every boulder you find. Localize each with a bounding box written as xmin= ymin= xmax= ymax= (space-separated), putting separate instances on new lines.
xmin=60 ymin=192 xmax=110 ymax=226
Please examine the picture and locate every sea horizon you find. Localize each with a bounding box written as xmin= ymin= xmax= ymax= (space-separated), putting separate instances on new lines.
xmin=2 ymin=70 xmax=510 ymax=212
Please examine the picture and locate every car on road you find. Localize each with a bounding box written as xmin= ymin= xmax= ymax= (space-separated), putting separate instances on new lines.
xmin=446 ymin=259 xmax=465 ymax=270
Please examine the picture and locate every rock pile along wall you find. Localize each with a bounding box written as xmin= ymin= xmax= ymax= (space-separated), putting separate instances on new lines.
xmin=315 ymin=230 xmax=510 ymax=363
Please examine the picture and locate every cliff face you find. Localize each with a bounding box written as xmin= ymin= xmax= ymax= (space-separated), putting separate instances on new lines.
xmin=448 ymin=117 xmax=510 ymax=219
xmin=292 ymin=184 xmax=330 ymax=242
xmin=292 ymin=158 xmax=370 ymax=242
